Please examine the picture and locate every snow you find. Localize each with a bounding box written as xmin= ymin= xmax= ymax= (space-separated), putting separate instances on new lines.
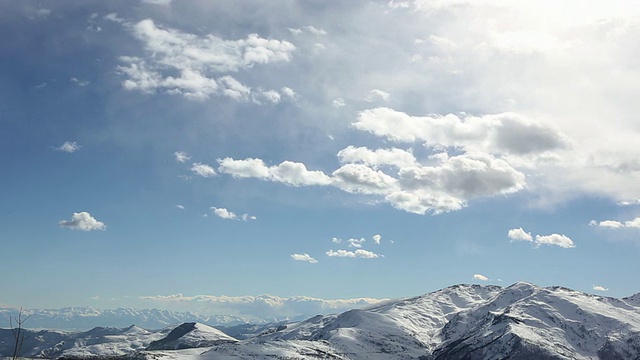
xmin=2 ymin=283 xmax=639 ymax=359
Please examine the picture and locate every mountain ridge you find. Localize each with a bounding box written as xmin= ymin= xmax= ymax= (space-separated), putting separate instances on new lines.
xmin=1 ymin=283 xmax=639 ymax=359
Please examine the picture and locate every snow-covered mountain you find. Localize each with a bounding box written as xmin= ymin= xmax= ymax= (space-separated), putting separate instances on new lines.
xmin=2 ymin=283 xmax=639 ymax=359
xmin=0 ymin=322 xmax=237 ymax=358
xmin=203 ymin=282 xmax=640 ymax=359
xmin=0 ymin=307 xmax=246 ymax=331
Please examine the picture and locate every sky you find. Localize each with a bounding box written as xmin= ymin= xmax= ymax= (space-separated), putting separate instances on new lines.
xmin=1 ymin=0 xmax=640 ymax=319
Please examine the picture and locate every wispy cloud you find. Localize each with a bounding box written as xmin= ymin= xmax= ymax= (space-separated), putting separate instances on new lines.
xmin=364 ymin=89 xmax=390 ymax=102
xmin=191 ymin=162 xmax=216 ymax=177
xmin=473 ymin=274 xmax=490 ymax=281
xmin=372 ymin=234 xmax=381 ymax=245
xmin=174 ymin=151 xmax=191 ymax=163
xmin=592 ymin=285 xmax=609 ymax=292
xmin=118 ymin=19 xmax=295 ymax=101
xmin=59 ymin=212 xmax=106 ymax=231
xmin=210 ymin=207 xmax=256 ymax=221
xmin=291 ymin=253 xmax=318 ymax=264
xmin=55 ymin=141 xmax=81 ymax=153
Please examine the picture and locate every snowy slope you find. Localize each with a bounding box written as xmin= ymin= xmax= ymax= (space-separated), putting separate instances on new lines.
xmin=146 ymin=322 xmax=237 ymax=350
xmin=0 ymin=323 xmax=236 ymax=358
xmin=196 ymin=283 xmax=640 ymax=360
xmin=2 ymin=283 xmax=639 ymax=359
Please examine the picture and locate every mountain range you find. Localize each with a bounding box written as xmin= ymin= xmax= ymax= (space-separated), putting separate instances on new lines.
xmin=1 ymin=282 xmax=639 ymax=359
xmin=0 ymin=307 xmax=247 ymax=331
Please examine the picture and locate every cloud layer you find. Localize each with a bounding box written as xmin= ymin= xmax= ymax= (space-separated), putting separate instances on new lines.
xmin=138 ymin=293 xmax=387 ymax=321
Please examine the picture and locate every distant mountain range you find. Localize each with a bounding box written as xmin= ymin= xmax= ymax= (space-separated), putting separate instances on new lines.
xmin=1 ymin=282 xmax=639 ymax=359
xmin=0 ymin=307 xmax=248 ymax=331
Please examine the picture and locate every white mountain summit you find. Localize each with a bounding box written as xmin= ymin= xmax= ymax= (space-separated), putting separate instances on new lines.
xmin=1 ymin=283 xmax=639 ymax=359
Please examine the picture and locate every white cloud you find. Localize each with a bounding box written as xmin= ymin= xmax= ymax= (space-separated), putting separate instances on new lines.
xmin=508 ymin=227 xmax=533 ymax=242
xmin=592 ymin=285 xmax=609 ymax=292
xmin=288 ymin=26 xmax=327 ymax=36
xmin=211 ymin=207 xmax=256 ymax=221
xmin=372 ymin=234 xmax=381 ymax=244
xmin=59 ymin=212 xmax=106 ymax=231
xmin=118 ymin=19 xmax=295 ymax=101
xmin=281 ymin=87 xmax=297 ymax=99
xmin=326 ymin=249 xmax=381 ymax=259
xmin=591 ymin=217 xmax=640 ymax=230
xmin=353 ymin=108 xmax=568 ymax=156
xmin=347 ymin=238 xmax=366 ymax=248
xmin=55 ymin=141 xmax=80 ymax=153
xmin=337 ymin=146 xmax=417 ymax=169
xmin=331 ymin=237 xmax=342 ymax=243
xmin=473 ymin=274 xmax=490 ymax=281
xmin=174 ymin=151 xmax=190 ymax=163
xmin=141 ymin=0 xmax=172 ymax=6
xmin=103 ymin=13 xmax=124 ymax=23
xmin=70 ymin=77 xmax=90 ymax=86
xmin=618 ymin=199 xmax=640 ymax=206
xmin=138 ymin=293 xmax=386 ymax=321
xmin=534 ymin=234 xmax=576 ymax=249
xmin=191 ymin=162 xmax=216 ymax=177
xmin=332 ymin=163 xmax=399 ymax=195
xmin=175 ymin=205 xmax=185 ymax=210
xmin=218 ymin=150 xmax=524 ymax=215
xmin=291 ymin=253 xmax=318 ymax=264
xmin=509 ymin=228 xmax=575 ymax=248
xmin=364 ymin=89 xmax=390 ymax=102
xmin=217 ymin=158 xmax=332 ymax=186
xmin=332 ymin=98 xmax=346 ymax=107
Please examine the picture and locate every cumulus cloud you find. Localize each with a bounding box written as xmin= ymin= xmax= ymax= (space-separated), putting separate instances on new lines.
xmin=508 ymin=227 xmax=533 ymax=242
xmin=291 ymin=253 xmax=318 ymax=264
xmin=138 ymin=293 xmax=386 ymax=320
xmin=211 ymin=207 xmax=255 ymax=221
xmin=353 ymin=108 xmax=568 ymax=156
xmin=534 ymin=234 xmax=576 ymax=248
xmin=59 ymin=212 xmax=106 ymax=231
xmin=217 ymin=146 xmax=525 ymax=215
xmin=118 ymin=19 xmax=295 ymax=101
xmin=509 ymin=228 xmax=575 ymax=248
xmin=473 ymin=274 xmax=490 ymax=281
xmin=55 ymin=141 xmax=80 ymax=153
xmin=174 ymin=151 xmax=190 ymax=163
xmin=191 ymin=162 xmax=216 ymax=177
xmin=217 ymin=158 xmax=332 ymax=186
xmin=326 ymin=249 xmax=381 ymax=259
xmin=592 ymin=285 xmax=609 ymax=292
xmin=590 ymin=217 xmax=640 ymax=229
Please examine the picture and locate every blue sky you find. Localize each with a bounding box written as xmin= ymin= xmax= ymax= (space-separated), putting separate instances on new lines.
xmin=1 ymin=0 xmax=640 ymax=318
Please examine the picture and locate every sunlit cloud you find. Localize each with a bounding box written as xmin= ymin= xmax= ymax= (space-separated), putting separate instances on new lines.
xmin=59 ymin=212 xmax=106 ymax=231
